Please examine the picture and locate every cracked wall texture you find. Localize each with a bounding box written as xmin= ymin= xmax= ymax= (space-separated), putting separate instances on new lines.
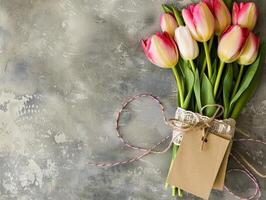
xmin=0 ymin=0 xmax=265 ymax=199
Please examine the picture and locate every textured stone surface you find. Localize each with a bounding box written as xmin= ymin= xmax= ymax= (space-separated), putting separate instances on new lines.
xmin=0 ymin=0 xmax=265 ymax=199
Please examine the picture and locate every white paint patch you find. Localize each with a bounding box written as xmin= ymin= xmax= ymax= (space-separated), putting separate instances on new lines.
xmin=19 ymin=160 xmax=43 ymax=188
xmin=19 ymin=159 xmax=59 ymax=189
xmin=54 ymin=132 xmax=67 ymax=144
xmin=2 ymin=172 xmax=18 ymax=194
xmin=0 ymin=91 xmax=34 ymax=154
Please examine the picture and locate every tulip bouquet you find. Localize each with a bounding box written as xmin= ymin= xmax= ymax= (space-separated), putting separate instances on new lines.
xmin=142 ymin=0 xmax=265 ymax=198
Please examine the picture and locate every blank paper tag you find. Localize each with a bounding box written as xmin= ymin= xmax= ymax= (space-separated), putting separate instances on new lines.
xmin=167 ymin=128 xmax=230 ymax=199
xmin=213 ymin=133 xmax=233 ymax=190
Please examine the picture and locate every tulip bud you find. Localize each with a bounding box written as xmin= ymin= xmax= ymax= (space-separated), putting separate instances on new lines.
xmin=160 ymin=13 xmax=178 ymax=37
xmin=232 ymin=2 xmax=258 ymax=30
xmin=203 ymin=0 xmax=231 ymax=35
xmin=238 ymin=32 xmax=259 ymax=65
xmin=218 ymin=25 xmax=250 ymax=63
xmin=141 ymin=32 xmax=179 ymax=68
xmin=182 ymin=2 xmax=215 ymax=42
xmin=174 ymin=26 xmax=199 ymax=60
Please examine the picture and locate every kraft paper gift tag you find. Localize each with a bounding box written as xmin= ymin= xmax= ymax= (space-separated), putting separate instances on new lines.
xmin=213 ymin=133 xmax=233 ymax=190
xmin=167 ymin=128 xmax=230 ymax=199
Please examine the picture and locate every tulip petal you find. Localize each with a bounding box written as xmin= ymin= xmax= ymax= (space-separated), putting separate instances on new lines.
xmin=141 ymin=32 xmax=178 ymax=68
xmin=175 ymin=26 xmax=199 ymax=60
xmin=182 ymin=5 xmax=198 ymax=39
xmin=232 ymin=2 xmax=257 ymax=30
xmin=160 ymin=13 xmax=178 ymax=37
xmin=183 ymin=2 xmax=214 ymax=42
xmin=238 ymin=32 xmax=260 ymax=65
xmin=218 ymin=25 xmax=249 ymax=63
xmin=204 ymin=0 xmax=231 ymax=35
xmin=193 ymin=3 xmax=214 ymax=41
xmin=157 ymin=33 xmax=179 ymax=67
xmin=232 ymin=2 xmax=239 ymax=25
xmin=142 ymin=38 xmax=156 ymax=65
xmin=238 ymin=3 xmax=252 ymax=27
xmin=214 ymin=0 xmax=231 ymax=35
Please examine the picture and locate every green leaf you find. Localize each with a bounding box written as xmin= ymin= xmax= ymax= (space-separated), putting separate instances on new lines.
xmin=194 ymin=69 xmax=202 ymax=111
xmin=162 ymin=4 xmax=173 ymax=14
xmin=201 ymin=74 xmax=216 ymax=117
xmin=182 ymin=64 xmax=195 ymax=110
xmin=231 ymin=42 xmax=266 ymax=119
xmin=230 ymin=72 xmax=260 ymax=119
xmin=223 ymin=64 xmax=233 ymax=118
xmin=229 ymin=52 xmax=262 ymax=108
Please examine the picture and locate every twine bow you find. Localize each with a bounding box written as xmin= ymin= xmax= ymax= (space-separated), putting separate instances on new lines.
xmin=89 ymin=93 xmax=265 ymax=200
xmin=167 ymin=104 xmax=225 ymax=151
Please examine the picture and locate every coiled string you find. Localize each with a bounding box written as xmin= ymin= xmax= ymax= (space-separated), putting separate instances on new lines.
xmin=89 ymin=93 xmax=265 ymax=199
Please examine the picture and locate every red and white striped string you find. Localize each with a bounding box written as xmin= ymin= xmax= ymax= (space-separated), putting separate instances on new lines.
xmin=89 ymin=93 xmax=265 ymax=200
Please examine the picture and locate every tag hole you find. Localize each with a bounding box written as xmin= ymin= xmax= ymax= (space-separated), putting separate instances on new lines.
xmin=201 ymin=137 xmax=208 ymax=143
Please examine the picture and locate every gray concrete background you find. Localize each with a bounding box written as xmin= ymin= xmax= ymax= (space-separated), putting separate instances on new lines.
xmin=0 ymin=0 xmax=265 ymax=199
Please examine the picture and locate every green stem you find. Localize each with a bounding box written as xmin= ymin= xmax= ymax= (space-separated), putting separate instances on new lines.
xmin=201 ymin=37 xmax=214 ymax=77
xmin=203 ymin=41 xmax=212 ymax=79
xmin=214 ymin=61 xmax=225 ymax=97
xmin=172 ymin=186 xmax=176 ymax=196
xmin=232 ymin=64 xmax=245 ymax=98
xmin=170 ymin=66 xmax=185 ymax=197
xmin=170 ymin=144 xmax=178 ymax=196
xmin=171 ymin=66 xmax=184 ymax=197
xmin=172 ymin=67 xmax=184 ymax=107
xmin=178 ymin=188 xmax=183 ymax=197
xmin=189 ymin=59 xmax=196 ymax=73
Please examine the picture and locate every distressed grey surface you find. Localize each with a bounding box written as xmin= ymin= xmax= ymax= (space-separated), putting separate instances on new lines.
xmin=0 ymin=0 xmax=265 ymax=199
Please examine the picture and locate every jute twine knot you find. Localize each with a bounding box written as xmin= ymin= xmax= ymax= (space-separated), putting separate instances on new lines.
xmin=166 ymin=104 xmax=225 ymax=151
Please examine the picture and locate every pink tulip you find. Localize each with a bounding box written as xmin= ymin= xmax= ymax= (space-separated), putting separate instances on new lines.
xmin=182 ymin=2 xmax=215 ymax=42
xmin=203 ymin=0 xmax=231 ymax=35
xmin=218 ymin=25 xmax=250 ymax=63
xmin=160 ymin=13 xmax=178 ymax=37
xmin=232 ymin=2 xmax=258 ymax=30
xmin=238 ymin=32 xmax=259 ymax=65
xmin=141 ymin=32 xmax=179 ymax=68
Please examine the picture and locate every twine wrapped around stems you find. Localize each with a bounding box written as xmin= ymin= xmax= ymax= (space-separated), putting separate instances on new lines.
xmin=168 ymin=105 xmax=234 ymax=150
